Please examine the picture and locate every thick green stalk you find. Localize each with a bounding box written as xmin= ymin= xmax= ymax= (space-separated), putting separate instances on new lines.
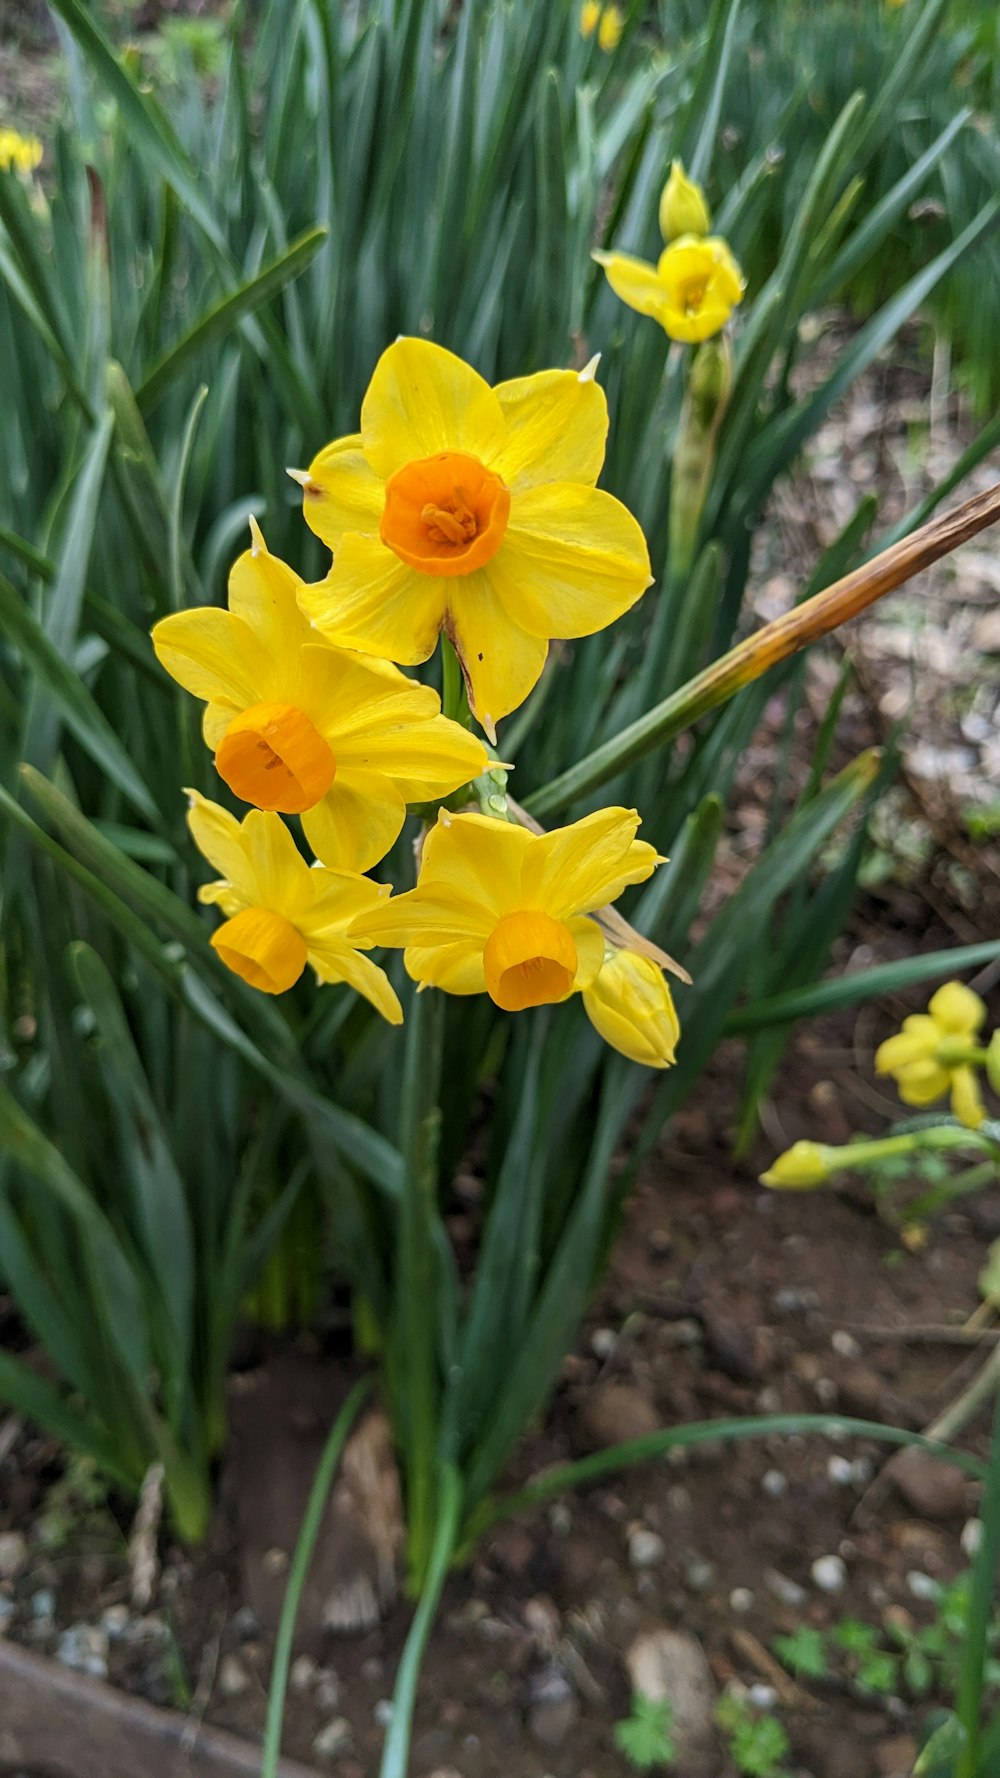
xmin=397 ymin=987 xmax=446 ymax=1590
xmin=526 ymin=480 xmax=1000 ymax=817
xmin=261 ymin=1377 xmax=372 ymax=1778
xmin=379 ymin=1465 xmax=463 ymax=1778
xmin=955 ymin=1382 xmax=1000 ymax=1778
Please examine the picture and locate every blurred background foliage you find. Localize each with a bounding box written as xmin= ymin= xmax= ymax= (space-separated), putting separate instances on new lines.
xmin=1 ymin=0 xmax=999 ymax=1538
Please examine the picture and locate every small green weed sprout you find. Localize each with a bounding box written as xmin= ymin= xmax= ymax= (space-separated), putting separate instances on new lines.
xmin=715 ymin=1695 xmax=792 ymax=1778
xmin=614 ymin=1693 xmax=676 ymax=1771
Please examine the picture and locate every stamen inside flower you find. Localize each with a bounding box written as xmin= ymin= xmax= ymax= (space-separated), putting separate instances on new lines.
xmin=216 ymin=702 xmax=336 ymax=814
xmin=482 ymin=910 xmax=578 ymax=1012
xmin=380 ymin=450 xmax=510 ymax=577
xmin=212 ymin=907 xmax=308 ymax=994
xmin=681 ymin=277 xmax=708 ymax=314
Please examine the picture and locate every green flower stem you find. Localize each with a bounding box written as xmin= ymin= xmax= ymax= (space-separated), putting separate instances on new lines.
xmin=397 ymin=986 xmax=445 ymax=1592
xmin=828 ymin=1126 xmax=994 ymax=1172
xmin=936 ymin=1040 xmax=990 ymax=1066
xmin=440 ymin=634 xmax=468 ymax=726
xmin=379 ymin=1465 xmax=463 ymax=1778
xmin=261 ymin=1376 xmax=372 ymax=1778
xmin=526 ymin=479 xmax=1000 ymax=818
xmin=955 ymin=1377 xmax=1000 ymax=1778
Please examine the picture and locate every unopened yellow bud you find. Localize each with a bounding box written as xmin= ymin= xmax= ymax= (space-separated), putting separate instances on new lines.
xmin=579 ymin=1 xmax=601 ymax=38
xmin=659 ymin=159 xmax=711 ymax=243
xmin=597 ymin=4 xmax=623 ymax=51
xmin=760 ymin=1140 xmax=832 ymax=1191
xmin=582 ymin=948 xmax=680 ymax=1068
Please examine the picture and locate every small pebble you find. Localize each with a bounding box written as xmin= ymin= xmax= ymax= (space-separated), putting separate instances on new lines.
xmin=773 ymin=1286 xmax=821 ymax=1315
xmin=290 ymin=1654 xmax=318 ymax=1694
xmin=906 ymin=1571 xmax=940 ymax=1602
xmin=961 ymin=1518 xmax=983 ymax=1559
xmin=374 ymin=1698 xmax=394 ymax=1727
xmin=766 ymin=1569 xmax=807 ymax=1608
xmin=101 ymin=1606 xmax=131 ymax=1642
xmin=261 ymin=1549 xmax=287 ymax=1577
xmin=628 ymin=1528 xmax=666 ymax=1570
xmin=811 ymin=1555 xmax=846 ymax=1594
xmin=217 ymin=1654 xmax=251 ymax=1699
xmin=666 ymin=1486 xmax=691 ymax=1513
xmin=30 ymin=1588 xmax=55 ymax=1622
xmin=748 ymin=1683 xmax=779 ymax=1710
xmin=684 ymin=1555 xmax=715 ymax=1593
xmin=729 ymin=1587 xmax=754 ymax=1614
xmin=313 ymin=1717 xmax=353 ymax=1761
xmin=315 ymin=1673 xmax=342 ymax=1713
xmin=0 ymin=1532 xmax=27 ymax=1580
xmin=831 ymin=1330 xmax=862 ymax=1359
xmin=590 ymin=1327 xmax=616 ymax=1359
xmin=56 ymin=1622 xmax=108 ymax=1680
xmin=762 ymin=1468 xmax=788 ymax=1498
xmin=549 ymin=1503 xmax=571 ymax=1536
xmin=231 ymin=1605 xmax=258 ymax=1639
xmin=827 ymin=1456 xmax=855 ymax=1486
xmin=815 ymin=1377 xmax=838 ymax=1407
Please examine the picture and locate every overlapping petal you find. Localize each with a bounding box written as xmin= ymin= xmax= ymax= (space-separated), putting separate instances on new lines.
xmin=301 ymin=535 xmax=448 ymax=664
xmin=592 ymin=249 xmax=667 ymax=319
xmin=302 ymin=769 xmax=407 ymax=875
xmin=494 ymin=482 xmax=652 ymax=640
xmin=295 ymin=434 xmax=385 ymax=552
xmin=489 ymin=367 xmax=607 ymax=492
xmin=520 ymin=807 xmax=658 ymax=917
xmin=928 ymin=980 xmax=985 ymax=1037
xmin=419 ymin=809 xmax=534 ymax=917
xmin=360 ymin=338 xmax=506 ymax=479
xmin=446 ymin=571 xmax=549 ymax=738
xmin=153 ymin=608 xmax=269 ymax=727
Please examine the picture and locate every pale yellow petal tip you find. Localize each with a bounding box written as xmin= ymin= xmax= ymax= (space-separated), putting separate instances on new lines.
xmin=286 ymin=466 xmax=311 ymax=487
xmin=248 ymin=513 xmax=266 ymax=556
xmin=578 ymin=353 xmax=602 ymax=384
xmin=481 ymin=713 xmax=498 ymax=745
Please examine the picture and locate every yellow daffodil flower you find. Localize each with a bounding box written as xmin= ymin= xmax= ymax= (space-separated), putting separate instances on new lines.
xmin=186 ymin=791 xmax=402 ymax=1020
xmin=597 ymin=4 xmax=623 ymax=50
xmin=349 ymin=807 xmax=660 ymax=1028
xmin=594 ymin=234 xmax=745 ymax=344
xmin=581 ymin=946 xmax=680 ymax=1068
xmin=292 ymin=338 xmax=652 ymax=741
xmin=0 ymin=129 xmax=43 ymax=174
xmin=153 ymin=519 xmax=487 ymax=872
xmin=659 ymin=159 xmax=711 ymax=243
xmin=760 ymin=1140 xmax=834 ymax=1190
xmin=875 ymin=980 xmax=988 ymax=1130
xmin=579 ymin=1 xmax=601 ymax=35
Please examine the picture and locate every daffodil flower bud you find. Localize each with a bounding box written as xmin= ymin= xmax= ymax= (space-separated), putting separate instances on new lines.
xmin=659 ymin=159 xmax=711 ymax=243
xmin=760 ymin=1140 xmax=833 ymax=1190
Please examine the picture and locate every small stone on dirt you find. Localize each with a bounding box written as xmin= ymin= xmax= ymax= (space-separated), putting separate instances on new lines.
xmin=683 ymin=1554 xmax=715 ymax=1593
xmin=217 ymin=1654 xmax=251 ymax=1699
xmin=313 ymin=1716 xmax=353 ymax=1761
xmin=762 ymin=1468 xmax=788 ymax=1497
xmin=625 ymin=1629 xmax=718 ymax=1775
xmin=892 ymin=1448 xmax=967 ymax=1520
xmin=316 ymin=1671 xmax=343 ymax=1712
xmin=527 ymin=1664 xmax=578 ymax=1749
xmin=29 ymin=1588 xmax=54 ymax=1622
xmin=290 ymin=1653 xmax=318 ymax=1693
xmin=101 ymin=1605 xmax=131 ymax=1641
xmin=0 ymin=1532 xmax=27 ymax=1579
xmin=766 ymin=1568 xmax=807 ymax=1607
xmin=729 ymin=1587 xmax=754 ymax=1614
xmin=811 ymin=1555 xmax=846 ymax=1593
xmin=837 ymin=1366 xmax=886 ymax=1418
xmin=56 ymin=1622 xmax=108 ymax=1679
xmin=961 ymin=1518 xmax=983 ymax=1558
xmin=576 ymin=1381 xmax=659 ymax=1451
xmin=231 ymin=1604 xmax=258 ymax=1639
xmin=628 ymin=1528 xmax=665 ymax=1570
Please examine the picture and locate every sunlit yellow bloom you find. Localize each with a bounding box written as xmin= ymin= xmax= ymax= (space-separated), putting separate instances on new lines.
xmin=582 ymin=947 xmax=680 ymax=1067
xmin=186 ymin=791 xmax=402 ymax=1020
xmin=875 ymin=980 xmax=987 ymax=1129
xmin=760 ymin=1140 xmax=834 ymax=1190
xmin=597 ymin=4 xmax=623 ymax=51
xmin=659 ymin=160 xmax=710 ymax=242
xmin=579 ymin=1 xmax=601 ymax=36
xmin=293 ymin=339 xmax=651 ymax=740
xmin=594 ymin=235 xmax=745 ymax=344
xmin=350 ymin=808 xmax=660 ymax=1023
xmin=152 ymin=520 xmax=487 ymax=872
xmin=0 ymin=129 xmax=43 ymax=174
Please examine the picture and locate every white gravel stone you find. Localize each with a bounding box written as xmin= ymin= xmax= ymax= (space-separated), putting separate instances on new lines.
xmin=313 ymin=1717 xmax=353 ymax=1762
xmin=217 ymin=1654 xmax=251 ymax=1699
xmin=0 ymin=1532 xmax=27 ymax=1580
xmin=765 ymin=1569 xmax=808 ymax=1608
xmin=628 ymin=1528 xmax=666 ymax=1570
xmin=729 ymin=1587 xmax=754 ymax=1614
xmin=962 ymin=1518 xmax=983 ymax=1559
xmin=811 ymin=1555 xmax=846 ymax=1594
xmin=748 ymin=1683 xmax=779 ymax=1710
xmin=827 ymin=1455 xmax=855 ymax=1486
xmin=289 ymin=1654 xmax=318 ymax=1694
xmin=762 ymin=1468 xmax=788 ymax=1498
xmin=906 ymin=1571 xmax=941 ymax=1602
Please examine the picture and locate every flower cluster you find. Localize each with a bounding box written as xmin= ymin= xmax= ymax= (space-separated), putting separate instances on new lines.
xmin=155 ymin=339 xmax=680 ymax=1066
xmin=595 ymin=158 xmax=745 ymax=344
xmin=579 ymin=2 xmax=623 ymax=53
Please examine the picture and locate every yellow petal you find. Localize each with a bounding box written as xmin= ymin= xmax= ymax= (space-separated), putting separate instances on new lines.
xmin=335 ymin=715 xmax=488 ymax=802
xmin=582 ymin=947 xmax=680 ymax=1066
xmin=360 ymin=338 xmax=505 ymax=481
xmin=301 ymin=771 xmax=407 ymax=874
xmin=760 ymin=1141 xmax=832 ymax=1190
xmin=296 ymin=645 xmax=438 ymax=745
xmin=495 ymin=482 xmax=651 ymax=639
xmin=420 ymin=808 xmax=534 ymax=919
xmin=298 ymin=866 xmax=392 ymax=937
xmin=350 ymin=883 xmax=495 ymax=947
xmin=489 ymin=368 xmax=608 ymax=491
xmin=895 ymin=1060 xmax=951 ymax=1107
xmin=240 ymin=807 xmax=314 ymax=917
xmin=593 ymin=249 xmax=667 ymax=319
xmin=875 ymin=1017 xmax=939 ymax=1075
xmin=446 ymin=569 xmax=549 ymax=736
xmin=228 ymin=523 xmax=311 ymax=664
xmin=520 ymin=807 xmax=659 ymax=918
xmin=567 ymin=915 xmax=606 ymax=991
xmin=405 ymin=940 xmax=487 ymax=995
xmin=951 ymin=1065 xmax=986 ymax=1131
xmin=299 ymin=537 xmax=447 ymax=665
xmin=929 ymin=980 xmax=986 ymax=1039
xmin=185 ymin=791 xmax=258 ymax=904
xmin=296 ymin=433 xmax=385 ymax=553
xmin=307 ymin=939 xmax=403 ymax=1024
xmin=152 ymin=608 xmax=268 ymax=711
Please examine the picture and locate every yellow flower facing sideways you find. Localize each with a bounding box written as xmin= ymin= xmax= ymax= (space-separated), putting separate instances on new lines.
xmin=594 ymin=234 xmax=745 ymax=344
xmin=875 ymin=980 xmax=988 ymax=1130
xmin=293 ymin=338 xmax=652 ymax=740
xmin=152 ymin=519 xmax=487 ymax=871
xmin=0 ymin=128 xmax=43 ymax=174
xmin=349 ymin=806 xmax=662 ymax=1055
xmin=187 ymin=791 xmax=402 ymax=1022
xmin=581 ymin=946 xmax=680 ymax=1069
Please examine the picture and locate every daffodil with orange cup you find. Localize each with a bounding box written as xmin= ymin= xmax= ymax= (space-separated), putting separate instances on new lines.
xmin=152 ymin=519 xmax=487 ymax=871
xmin=347 ymin=805 xmax=661 ymax=1039
xmin=292 ymin=338 xmax=652 ymax=740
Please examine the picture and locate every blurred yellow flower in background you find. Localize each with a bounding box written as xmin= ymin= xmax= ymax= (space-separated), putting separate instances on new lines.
xmin=0 ymin=128 xmax=43 ymax=174
xmin=580 ymin=2 xmax=622 ymax=50
xmin=350 ymin=806 xmax=660 ymax=1032
xmin=595 ymin=235 xmax=745 ymax=343
xmin=875 ymin=980 xmax=987 ymax=1128
xmin=294 ymin=338 xmax=651 ymax=739
xmin=153 ymin=519 xmax=486 ymax=870
xmin=581 ymin=947 xmax=680 ymax=1067
xmin=186 ymin=790 xmax=402 ymax=1019
xmin=760 ymin=1140 xmax=833 ymax=1190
